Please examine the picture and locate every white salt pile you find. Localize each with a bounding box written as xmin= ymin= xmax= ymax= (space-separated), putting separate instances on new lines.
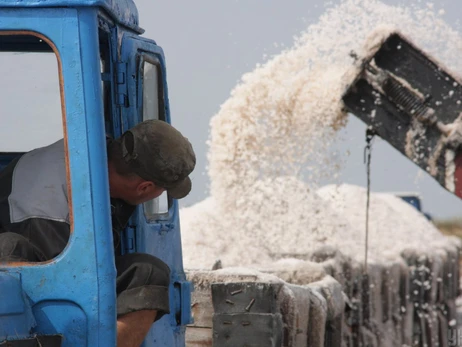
xmin=182 ymin=181 xmax=457 ymax=268
xmin=317 ymin=184 xmax=458 ymax=262
xmin=181 ymin=177 xmax=363 ymax=268
xmin=181 ymin=0 xmax=462 ymax=270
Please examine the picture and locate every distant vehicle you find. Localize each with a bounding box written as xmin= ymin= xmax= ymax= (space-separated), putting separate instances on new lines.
xmin=395 ymin=192 xmax=433 ymax=221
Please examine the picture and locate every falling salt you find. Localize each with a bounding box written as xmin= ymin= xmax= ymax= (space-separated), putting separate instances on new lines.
xmin=181 ymin=0 xmax=462 ymax=270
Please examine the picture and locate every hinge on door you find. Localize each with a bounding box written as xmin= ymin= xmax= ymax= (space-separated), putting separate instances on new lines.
xmin=151 ymin=222 xmax=175 ymax=235
xmin=160 ymin=223 xmax=174 ymax=233
xmin=115 ymin=62 xmax=128 ymax=107
xmin=173 ymin=280 xmax=193 ymax=326
xmin=124 ymin=225 xmax=136 ymax=254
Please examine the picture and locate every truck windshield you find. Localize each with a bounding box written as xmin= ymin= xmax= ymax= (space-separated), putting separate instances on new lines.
xmin=0 ymin=35 xmax=62 ymax=152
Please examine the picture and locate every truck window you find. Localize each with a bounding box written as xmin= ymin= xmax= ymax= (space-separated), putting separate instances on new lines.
xmin=141 ymin=58 xmax=170 ymax=220
xmin=0 ymin=33 xmax=69 ymax=263
xmin=0 ymin=35 xmax=63 ymax=152
xmin=142 ymin=61 xmax=161 ymax=121
xmin=99 ymin=28 xmax=113 ymax=136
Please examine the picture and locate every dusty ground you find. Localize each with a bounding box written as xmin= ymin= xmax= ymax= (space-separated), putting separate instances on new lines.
xmin=436 ymin=219 xmax=462 ymax=240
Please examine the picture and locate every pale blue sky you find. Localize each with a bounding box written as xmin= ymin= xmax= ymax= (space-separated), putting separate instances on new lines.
xmin=1 ymin=0 xmax=461 ymax=220
xmin=136 ymin=0 xmax=462 ymax=220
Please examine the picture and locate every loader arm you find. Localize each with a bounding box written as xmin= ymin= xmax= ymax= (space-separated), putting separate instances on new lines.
xmin=343 ymin=33 xmax=462 ymax=199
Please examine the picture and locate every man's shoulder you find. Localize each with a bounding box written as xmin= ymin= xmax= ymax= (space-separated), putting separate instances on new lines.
xmin=26 ymin=138 xmax=65 ymax=158
xmin=18 ymin=139 xmax=66 ymax=179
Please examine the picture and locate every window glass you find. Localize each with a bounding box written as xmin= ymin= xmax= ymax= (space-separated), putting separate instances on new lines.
xmin=144 ymin=192 xmax=169 ymax=217
xmin=0 ymin=39 xmax=62 ymax=152
xmin=143 ymin=62 xmax=160 ymax=121
xmin=141 ymin=59 xmax=169 ymax=220
xmin=99 ymin=29 xmax=113 ymax=136
xmin=0 ymin=34 xmax=67 ymax=263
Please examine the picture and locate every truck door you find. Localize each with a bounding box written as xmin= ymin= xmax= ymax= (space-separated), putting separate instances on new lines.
xmin=117 ymin=32 xmax=192 ymax=347
xmin=1 ymin=12 xmax=117 ymax=346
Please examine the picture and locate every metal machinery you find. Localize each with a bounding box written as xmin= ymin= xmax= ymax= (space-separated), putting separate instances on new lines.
xmin=0 ymin=0 xmax=192 ymax=345
xmin=344 ymin=33 xmax=462 ymax=200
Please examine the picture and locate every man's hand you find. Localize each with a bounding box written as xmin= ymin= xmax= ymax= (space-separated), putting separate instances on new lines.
xmin=117 ymin=310 xmax=157 ymax=347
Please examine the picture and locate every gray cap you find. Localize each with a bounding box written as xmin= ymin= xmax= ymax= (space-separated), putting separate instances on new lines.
xmin=120 ymin=120 xmax=196 ymax=199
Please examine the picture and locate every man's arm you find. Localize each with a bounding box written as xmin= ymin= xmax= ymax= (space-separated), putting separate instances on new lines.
xmin=117 ymin=310 xmax=157 ymax=347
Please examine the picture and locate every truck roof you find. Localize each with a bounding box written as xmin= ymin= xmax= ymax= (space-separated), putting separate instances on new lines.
xmin=0 ymin=0 xmax=144 ymax=33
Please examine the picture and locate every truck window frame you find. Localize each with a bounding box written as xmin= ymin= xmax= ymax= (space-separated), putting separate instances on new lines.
xmin=0 ymin=31 xmax=71 ymax=265
xmin=137 ymin=53 xmax=172 ymax=222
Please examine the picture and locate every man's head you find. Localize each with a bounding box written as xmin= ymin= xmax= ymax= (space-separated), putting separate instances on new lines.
xmin=108 ymin=120 xmax=196 ymax=205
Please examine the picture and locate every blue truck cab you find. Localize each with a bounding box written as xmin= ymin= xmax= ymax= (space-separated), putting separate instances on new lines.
xmin=0 ymin=0 xmax=192 ymax=345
